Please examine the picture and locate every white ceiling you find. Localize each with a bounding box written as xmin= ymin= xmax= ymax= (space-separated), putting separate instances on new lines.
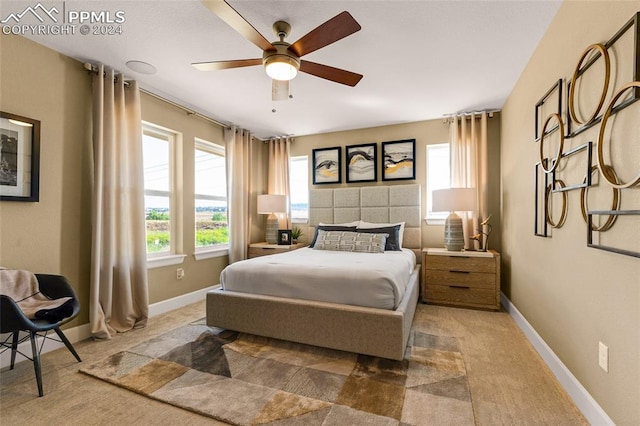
xmin=6 ymin=0 xmax=561 ymax=139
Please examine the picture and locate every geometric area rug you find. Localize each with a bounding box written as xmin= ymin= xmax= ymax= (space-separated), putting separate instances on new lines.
xmin=80 ymin=319 xmax=474 ymax=425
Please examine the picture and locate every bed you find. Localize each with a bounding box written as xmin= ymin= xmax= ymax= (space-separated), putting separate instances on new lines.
xmin=206 ymin=184 xmax=422 ymax=360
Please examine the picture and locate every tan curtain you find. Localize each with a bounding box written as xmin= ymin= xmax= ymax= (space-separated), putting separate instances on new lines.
xmin=268 ymin=137 xmax=292 ymax=229
xmin=450 ymin=112 xmax=489 ymax=250
xmin=90 ymin=65 xmax=148 ymax=340
xmin=225 ymin=126 xmax=253 ymax=263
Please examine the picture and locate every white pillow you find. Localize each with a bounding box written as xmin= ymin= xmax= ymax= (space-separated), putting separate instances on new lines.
xmin=358 ymin=221 xmax=405 ymax=247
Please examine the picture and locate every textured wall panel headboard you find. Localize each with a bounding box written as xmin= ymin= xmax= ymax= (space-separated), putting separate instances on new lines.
xmin=309 ymin=184 xmax=422 ymax=258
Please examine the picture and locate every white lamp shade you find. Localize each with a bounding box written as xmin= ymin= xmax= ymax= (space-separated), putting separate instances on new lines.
xmin=432 ymin=188 xmax=476 ymax=212
xmin=257 ymin=194 xmax=287 ymax=214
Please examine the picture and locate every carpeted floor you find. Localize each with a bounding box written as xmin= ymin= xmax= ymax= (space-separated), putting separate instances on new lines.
xmin=80 ymin=316 xmax=475 ymax=425
xmin=1 ymin=301 xmax=588 ymax=425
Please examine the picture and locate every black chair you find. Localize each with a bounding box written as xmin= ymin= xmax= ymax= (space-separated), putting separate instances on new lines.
xmin=0 ymin=274 xmax=82 ymax=396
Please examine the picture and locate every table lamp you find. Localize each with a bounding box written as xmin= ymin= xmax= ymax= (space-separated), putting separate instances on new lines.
xmin=432 ymin=188 xmax=476 ymax=251
xmin=257 ymin=194 xmax=287 ymax=244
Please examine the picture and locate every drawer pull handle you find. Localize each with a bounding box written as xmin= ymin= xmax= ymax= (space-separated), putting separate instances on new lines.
xmin=449 ymin=270 xmax=470 ymax=274
xmin=449 ymin=285 xmax=470 ymax=290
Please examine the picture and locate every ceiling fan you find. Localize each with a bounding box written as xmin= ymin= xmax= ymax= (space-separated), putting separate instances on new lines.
xmin=192 ymin=0 xmax=363 ymax=100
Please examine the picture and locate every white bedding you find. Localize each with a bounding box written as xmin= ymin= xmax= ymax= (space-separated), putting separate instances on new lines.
xmin=220 ymin=247 xmax=416 ymax=310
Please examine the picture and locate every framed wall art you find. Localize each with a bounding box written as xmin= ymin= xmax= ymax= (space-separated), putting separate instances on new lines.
xmin=381 ymin=139 xmax=415 ymax=181
xmin=312 ymin=146 xmax=341 ymax=184
xmin=0 ymin=111 xmax=41 ymax=202
xmin=346 ymin=143 xmax=377 ymax=183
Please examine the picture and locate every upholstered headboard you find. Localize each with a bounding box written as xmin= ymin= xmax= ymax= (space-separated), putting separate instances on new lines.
xmin=309 ymin=184 xmax=422 ymax=259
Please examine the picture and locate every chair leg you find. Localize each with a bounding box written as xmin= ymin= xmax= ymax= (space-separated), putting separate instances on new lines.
xmin=29 ymin=332 xmax=44 ymax=397
xmin=10 ymin=332 xmax=19 ymax=370
xmin=53 ymin=327 xmax=81 ymax=363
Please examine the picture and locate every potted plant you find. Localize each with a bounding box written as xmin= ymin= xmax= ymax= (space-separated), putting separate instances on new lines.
xmin=291 ymin=226 xmax=303 ymax=244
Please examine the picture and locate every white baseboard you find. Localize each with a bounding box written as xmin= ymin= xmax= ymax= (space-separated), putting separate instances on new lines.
xmin=148 ymin=285 xmax=214 ymax=317
xmin=1 ymin=286 xmax=215 ymax=370
xmin=500 ymin=292 xmax=614 ymax=426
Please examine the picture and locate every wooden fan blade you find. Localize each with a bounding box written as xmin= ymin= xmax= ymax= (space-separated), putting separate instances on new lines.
xmin=202 ymin=0 xmax=275 ymax=52
xmin=192 ymin=58 xmax=263 ymax=71
xmin=300 ymin=60 xmax=363 ymax=87
xmin=288 ymin=11 xmax=361 ymax=57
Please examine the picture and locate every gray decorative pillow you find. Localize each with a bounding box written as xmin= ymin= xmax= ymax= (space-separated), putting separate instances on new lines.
xmin=353 ymin=232 xmax=388 ymax=253
xmin=309 ymin=225 xmax=358 ymax=247
xmin=313 ymin=230 xmax=387 ymax=253
xmin=313 ymin=230 xmax=358 ymax=251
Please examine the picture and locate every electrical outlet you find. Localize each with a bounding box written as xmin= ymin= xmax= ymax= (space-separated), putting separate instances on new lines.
xmin=598 ymin=341 xmax=608 ymax=372
xmin=176 ymin=268 xmax=184 ymax=280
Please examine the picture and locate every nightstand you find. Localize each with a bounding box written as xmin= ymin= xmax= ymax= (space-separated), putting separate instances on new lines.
xmin=422 ymin=248 xmax=501 ymax=311
xmin=248 ymin=242 xmax=307 ymax=259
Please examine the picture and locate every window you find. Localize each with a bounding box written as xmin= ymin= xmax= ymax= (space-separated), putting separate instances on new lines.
xmin=289 ymin=155 xmax=309 ymax=222
xmin=143 ymin=124 xmax=177 ymax=257
xmin=194 ymin=139 xmax=228 ymax=253
xmin=426 ymin=143 xmax=451 ymax=223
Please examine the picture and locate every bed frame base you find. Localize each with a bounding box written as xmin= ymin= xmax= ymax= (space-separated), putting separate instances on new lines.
xmin=206 ymin=266 xmax=420 ymax=361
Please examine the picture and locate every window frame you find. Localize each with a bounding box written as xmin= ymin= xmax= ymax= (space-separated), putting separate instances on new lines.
xmin=425 ymin=143 xmax=451 ymax=224
xmin=142 ymin=121 xmax=184 ymax=268
xmin=194 ymin=138 xmax=229 ymax=259
xmin=289 ymin=154 xmax=309 ymax=224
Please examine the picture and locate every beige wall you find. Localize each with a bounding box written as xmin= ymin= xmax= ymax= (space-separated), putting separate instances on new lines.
xmin=291 ymin=117 xmax=502 ymax=252
xmin=0 ymin=35 xmax=253 ymax=322
xmin=0 ymin=34 xmax=92 ymax=327
xmin=140 ymin=94 xmax=226 ymax=303
xmin=142 ymin=94 xmax=268 ymax=302
xmin=501 ymin=2 xmax=640 ymax=424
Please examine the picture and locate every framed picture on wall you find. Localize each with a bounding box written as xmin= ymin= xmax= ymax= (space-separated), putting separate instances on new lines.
xmin=346 ymin=143 xmax=377 ymax=183
xmin=381 ymin=139 xmax=416 ymax=181
xmin=0 ymin=111 xmax=41 ymax=202
xmin=312 ymin=146 xmax=341 ymax=184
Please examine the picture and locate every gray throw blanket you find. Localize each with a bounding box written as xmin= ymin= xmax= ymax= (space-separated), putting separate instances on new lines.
xmin=0 ymin=268 xmax=73 ymax=321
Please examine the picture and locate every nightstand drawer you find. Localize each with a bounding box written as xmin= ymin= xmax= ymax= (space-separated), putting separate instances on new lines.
xmin=248 ymin=242 xmax=306 ymax=259
xmin=248 ymin=247 xmax=286 ymax=258
xmin=425 ymin=269 xmax=495 ymax=289
xmin=426 ymin=255 xmax=495 ymax=274
xmin=425 ymin=284 xmax=497 ymax=307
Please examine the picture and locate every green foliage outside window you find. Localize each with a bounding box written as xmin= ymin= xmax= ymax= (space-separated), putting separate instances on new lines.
xmin=146 ymin=230 xmax=170 ymax=253
xmin=146 ymin=211 xmax=169 ymax=221
xmin=196 ymin=227 xmax=229 ymax=247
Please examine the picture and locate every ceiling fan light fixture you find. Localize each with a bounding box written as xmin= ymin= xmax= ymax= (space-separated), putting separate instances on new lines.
xmin=264 ymin=55 xmax=299 ymax=81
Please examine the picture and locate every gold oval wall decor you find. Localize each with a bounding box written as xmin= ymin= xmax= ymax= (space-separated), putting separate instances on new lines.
xmin=545 ymin=180 xmax=568 ymax=228
xmin=568 ymin=43 xmax=611 ymax=126
xmin=539 ymin=113 xmax=565 ymax=173
xmin=597 ymin=80 xmax=640 ymax=189
xmin=580 ymin=165 xmax=620 ymax=232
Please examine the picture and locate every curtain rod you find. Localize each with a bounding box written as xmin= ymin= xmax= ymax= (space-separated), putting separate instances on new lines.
xmin=82 ymin=62 xmax=230 ymax=129
xmin=442 ymin=109 xmax=499 ymax=123
xmin=139 ymin=88 xmax=230 ymax=129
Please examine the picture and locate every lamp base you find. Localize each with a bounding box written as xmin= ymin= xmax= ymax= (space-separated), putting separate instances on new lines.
xmin=265 ymin=214 xmax=279 ymax=244
xmin=443 ymin=212 xmax=464 ymax=251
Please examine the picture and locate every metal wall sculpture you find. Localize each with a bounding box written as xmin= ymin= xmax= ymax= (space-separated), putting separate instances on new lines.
xmin=533 ymin=12 xmax=640 ymax=258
